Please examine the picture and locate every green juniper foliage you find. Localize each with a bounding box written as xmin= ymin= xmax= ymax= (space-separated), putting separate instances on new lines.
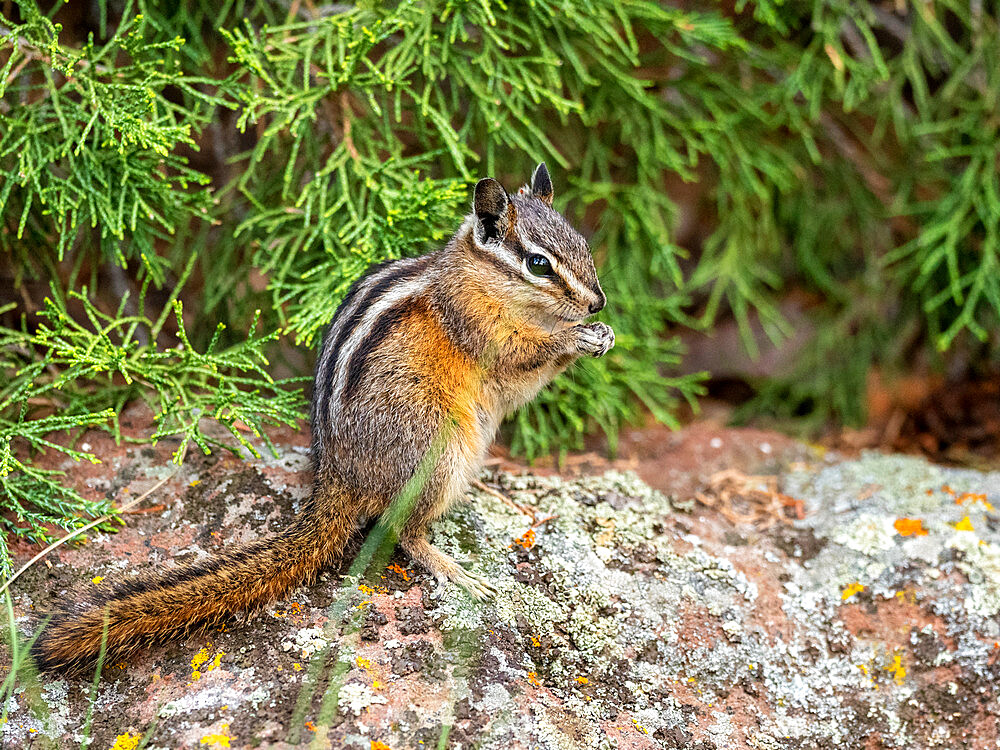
xmin=2 ymin=0 xmax=1000 ymax=557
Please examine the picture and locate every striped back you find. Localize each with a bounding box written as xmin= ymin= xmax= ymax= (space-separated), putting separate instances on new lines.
xmin=311 ymin=254 xmax=433 ymax=454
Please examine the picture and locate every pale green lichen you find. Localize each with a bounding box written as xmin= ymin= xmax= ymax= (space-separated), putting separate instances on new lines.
xmin=9 ymin=448 xmax=1000 ymax=749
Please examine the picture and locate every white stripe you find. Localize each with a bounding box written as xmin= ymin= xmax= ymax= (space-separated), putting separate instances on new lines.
xmin=467 ymin=214 xmax=522 ymax=274
xmin=314 ymin=263 xmax=390 ymax=399
xmin=518 ymin=232 xmax=593 ymax=299
xmin=326 ymin=274 xmax=432 ymax=424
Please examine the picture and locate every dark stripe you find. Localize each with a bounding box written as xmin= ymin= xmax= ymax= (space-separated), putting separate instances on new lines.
xmin=311 ymin=264 xmax=388 ymax=436
xmin=518 ymin=343 xmax=567 ymax=372
xmin=327 ymin=256 xmax=429 ymax=371
xmin=506 ymin=238 xmax=530 ymax=261
xmin=341 ymin=298 xmax=418 ymax=399
xmin=550 ymin=270 xmax=573 ymax=295
xmin=507 ymin=238 xmax=573 ymax=294
xmin=312 ymin=256 xmax=428 ymax=437
xmin=94 ymin=537 xmax=276 ymax=604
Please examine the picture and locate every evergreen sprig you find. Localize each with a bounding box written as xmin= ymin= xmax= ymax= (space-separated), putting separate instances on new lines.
xmin=0 ymin=1 xmax=232 ymax=283
xmin=4 ymin=0 xmax=1000 ymax=553
xmin=0 ymin=283 xmax=306 ymax=578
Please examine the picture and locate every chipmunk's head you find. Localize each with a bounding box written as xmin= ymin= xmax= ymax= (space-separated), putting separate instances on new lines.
xmin=469 ymin=163 xmax=605 ymax=328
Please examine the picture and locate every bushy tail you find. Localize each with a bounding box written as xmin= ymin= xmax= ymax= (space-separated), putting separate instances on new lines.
xmin=31 ymin=503 xmax=354 ymax=674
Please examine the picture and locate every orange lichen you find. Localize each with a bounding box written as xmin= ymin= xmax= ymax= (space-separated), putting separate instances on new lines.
xmin=512 ymin=528 xmax=536 ymax=550
xmin=371 ymin=742 xmax=392 ymax=750
xmin=955 ymin=492 xmax=994 ymax=510
xmin=304 ymin=721 xmax=316 ymax=732
xmin=358 ymin=583 xmax=375 ymax=596
xmin=894 ymin=518 xmax=928 ymax=537
xmin=530 ymin=635 xmax=541 ymax=648
xmin=841 ymin=582 xmax=865 ymax=601
xmin=575 ymin=676 xmax=589 ymax=685
xmin=526 ymin=671 xmax=541 ymax=686
xmin=386 ymin=563 xmax=410 ymax=580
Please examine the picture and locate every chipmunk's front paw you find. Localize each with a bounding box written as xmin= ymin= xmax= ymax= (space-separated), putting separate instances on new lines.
xmin=576 ymin=322 xmax=615 ymax=358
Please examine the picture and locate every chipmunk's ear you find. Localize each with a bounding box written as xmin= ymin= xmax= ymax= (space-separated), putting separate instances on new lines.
xmin=530 ymin=162 xmax=553 ymax=206
xmin=474 ymin=177 xmax=510 ymax=242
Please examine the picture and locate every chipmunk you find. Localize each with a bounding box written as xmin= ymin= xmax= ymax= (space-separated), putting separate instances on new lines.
xmin=31 ymin=163 xmax=614 ymax=673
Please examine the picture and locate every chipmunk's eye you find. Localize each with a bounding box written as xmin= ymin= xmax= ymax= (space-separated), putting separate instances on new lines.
xmin=527 ymin=254 xmax=553 ymax=277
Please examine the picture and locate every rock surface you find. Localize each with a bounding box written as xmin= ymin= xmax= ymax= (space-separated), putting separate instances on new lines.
xmin=3 ymin=423 xmax=1000 ymax=749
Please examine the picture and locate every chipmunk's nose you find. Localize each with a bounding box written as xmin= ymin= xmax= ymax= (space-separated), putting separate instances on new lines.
xmin=588 ymin=291 xmax=606 ymax=315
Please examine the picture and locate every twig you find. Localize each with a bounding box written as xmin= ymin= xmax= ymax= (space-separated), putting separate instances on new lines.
xmin=694 ymin=468 xmax=804 ymax=529
xmin=472 ymin=478 xmax=535 ymax=519
xmin=340 ymin=91 xmax=360 ymax=162
xmin=530 ymin=514 xmax=558 ymax=529
xmin=121 ymin=503 xmax=167 ymax=515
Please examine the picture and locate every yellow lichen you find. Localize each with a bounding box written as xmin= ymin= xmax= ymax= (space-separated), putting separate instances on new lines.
xmin=110 ymin=733 xmax=140 ymax=750
xmin=953 ymin=516 xmax=975 ymax=532
xmin=191 ymin=645 xmax=225 ymax=680
xmin=91 ymin=576 xmax=105 ymax=585
xmin=575 ymin=676 xmax=589 ymax=685
xmin=594 ymin=517 xmax=616 ymax=546
xmin=884 ymin=653 xmax=906 ymax=685
xmin=841 ymin=582 xmax=865 ymax=601
xmin=199 ymin=723 xmax=231 ymax=747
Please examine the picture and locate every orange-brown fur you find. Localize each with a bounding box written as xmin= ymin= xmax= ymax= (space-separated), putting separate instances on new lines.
xmin=32 ymin=488 xmax=353 ymax=674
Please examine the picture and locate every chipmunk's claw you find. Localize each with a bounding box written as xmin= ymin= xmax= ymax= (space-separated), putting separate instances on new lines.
xmin=430 ymin=565 xmax=496 ymax=601
xmin=456 ymin=565 xmax=497 ymax=600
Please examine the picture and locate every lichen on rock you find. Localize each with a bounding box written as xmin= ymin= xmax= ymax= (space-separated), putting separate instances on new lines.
xmin=3 ymin=435 xmax=1000 ymax=748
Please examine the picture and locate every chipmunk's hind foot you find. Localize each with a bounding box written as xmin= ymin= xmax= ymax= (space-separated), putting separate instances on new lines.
xmin=400 ymin=535 xmax=496 ymax=601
